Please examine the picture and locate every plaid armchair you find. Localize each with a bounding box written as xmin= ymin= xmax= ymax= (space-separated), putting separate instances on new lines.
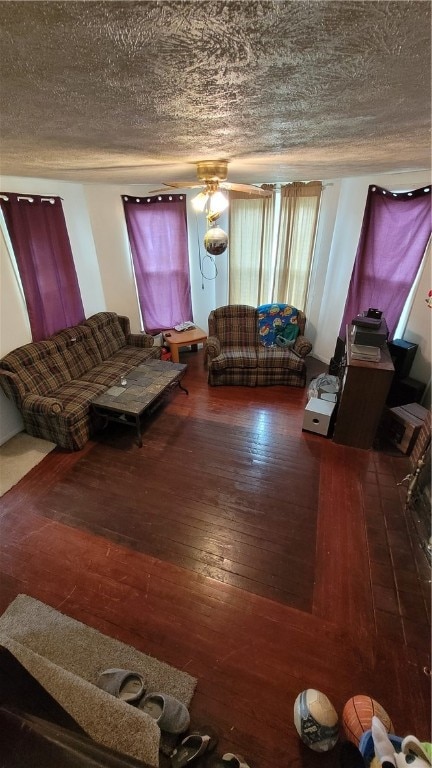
xmin=205 ymin=304 xmax=312 ymax=387
xmin=0 ymin=312 xmax=161 ymax=451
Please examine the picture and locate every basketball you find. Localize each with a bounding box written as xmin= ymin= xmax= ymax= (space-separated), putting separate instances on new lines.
xmin=293 ymin=689 xmax=339 ymax=752
xmin=342 ymin=695 xmax=393 ymax=747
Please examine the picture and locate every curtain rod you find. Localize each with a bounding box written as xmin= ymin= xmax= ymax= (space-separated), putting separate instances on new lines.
xmin=0 ymin=194 xmax=59 ymax=203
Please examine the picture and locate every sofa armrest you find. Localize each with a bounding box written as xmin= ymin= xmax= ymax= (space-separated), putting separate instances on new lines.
xmin=205 ymin=336 xmax=221 ymax=361
xmin=22 ymin=394 xmax=63 ymax=415
xmin=126 ymin=333 xmax=154 ymax=349
xmin=293 ymin=335 xmax=312 ymax=358
xmin=0 ymin=368 xmax=27 ymax=405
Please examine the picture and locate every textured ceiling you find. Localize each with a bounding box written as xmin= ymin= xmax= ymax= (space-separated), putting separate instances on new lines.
xmin=0 ymin=0 xmax=430 ymax=185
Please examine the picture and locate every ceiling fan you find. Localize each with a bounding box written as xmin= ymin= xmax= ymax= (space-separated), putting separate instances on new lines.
xmin=151 ymin=160 xmax=271 ymax=198
xmin=151 ymin=159 xmax=271 ymax=227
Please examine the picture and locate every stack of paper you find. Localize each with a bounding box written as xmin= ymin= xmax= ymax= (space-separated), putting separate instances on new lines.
xmin=351 ymin=344 xmax=381 ymax=362
xmin=174 ymin=321 xmax=195 ymax=332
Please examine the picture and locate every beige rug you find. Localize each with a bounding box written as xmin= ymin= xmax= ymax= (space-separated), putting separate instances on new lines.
xmin=0 ymin=594 xmax=197 ymax=766
xmin=0 ymin=432 xmax=56 ymax=497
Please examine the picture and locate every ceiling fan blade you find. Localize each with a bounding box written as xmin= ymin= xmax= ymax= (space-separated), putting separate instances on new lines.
xmin=161 ymin=181 xmax=205 ymax=189
xmin=147 ymin=187 xmax=177 ymax=194
xmin=220 ymin=182 xmax=272 ymax=197
xmin=148 ymin=182 xmax=206 ymax=194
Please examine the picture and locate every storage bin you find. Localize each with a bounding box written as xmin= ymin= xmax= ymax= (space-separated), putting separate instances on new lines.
xmin=303 ymin=397 xmax=335 ymax=437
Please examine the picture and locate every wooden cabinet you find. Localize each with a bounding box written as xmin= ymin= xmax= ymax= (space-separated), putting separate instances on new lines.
xmin=333 ymin=327 xmax=394 ymax=449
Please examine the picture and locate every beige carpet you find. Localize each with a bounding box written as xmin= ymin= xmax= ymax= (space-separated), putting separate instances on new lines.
xmin=0 ymin=595 xmax=197 ymax=766
xmin=0 ymin=432 xmax=56 ymax=497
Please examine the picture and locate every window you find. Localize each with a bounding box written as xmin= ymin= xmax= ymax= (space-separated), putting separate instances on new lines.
xmin=122 ymin=194 xmax=193 ymax=333
xmin=228 ymin=182 xmax=322 ymax=309
xmin=394 ymin=241 xmax=431 ymax=338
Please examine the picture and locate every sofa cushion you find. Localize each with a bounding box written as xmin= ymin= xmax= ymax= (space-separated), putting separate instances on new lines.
xmin=108 ymin=346 xmax=161 ymax=367
xmin=27 ymin=354 xmax=73 ymax=395
xmin=0 ymin=340 xmax=72 ymax=396
xmin=52 ymin=325 xmax=103 ymax=379
xmin=0 ymin=340 xmax=52 ymax=373
xmin=257 ymin=304 xmax=299 ymax=347
xmin=256 ymin=346 xmax=304 ymax=370
xmin=84 ymin=312 xmax=126 ymax=360
xmin=210 ymin=347 xmax=257 ymax=371
xmin=77 ymin=345 xmax=161 ymax=388
xmin=78 ymin=361 xmax=129 ymax=388
xmin=49 ymin=380 xmax=108 ymax=418
xmin=211 ymin=305 xmax=257 ymax=347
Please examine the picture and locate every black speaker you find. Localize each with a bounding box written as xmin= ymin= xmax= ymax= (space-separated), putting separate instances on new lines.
xmin=388 ymin=339 xmax=418 ymax=380
xmin=328 ymin=336 xmax=345 ymax=376
xmin=386 ymin=376 xmax=426 ymax=407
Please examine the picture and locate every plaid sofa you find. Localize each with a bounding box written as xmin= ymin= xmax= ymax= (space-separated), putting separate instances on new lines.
xmin=0 ymin=312 xmax=161 ymax=451
xmin=205 ymin=305 xmax=312 ymax=387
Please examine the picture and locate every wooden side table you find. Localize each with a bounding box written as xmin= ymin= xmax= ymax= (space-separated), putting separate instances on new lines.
xmin=163 ymin=327 xmax=207 ymax=363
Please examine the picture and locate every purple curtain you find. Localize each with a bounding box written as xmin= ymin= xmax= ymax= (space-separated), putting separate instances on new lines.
xmin=122 ymin=194 xmax=192 ymax=333
xmin=339 ymin=184 xmax=431 ymax=339
xmin=0 ymin=193 xmax=84 ymax=341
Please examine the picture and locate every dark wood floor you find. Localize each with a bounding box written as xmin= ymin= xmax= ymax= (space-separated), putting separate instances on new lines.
xmin=0 ymin=350 xmax=430 ymax=768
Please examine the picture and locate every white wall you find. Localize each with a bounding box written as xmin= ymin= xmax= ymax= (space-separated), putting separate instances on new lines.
xmin=186 ymin=199 xmax=229 ymax=326
xmin=0 ymin=224 xmax=30 ymax=440
xmin=306 ymin=180 xmax=341 ymax=347
xmin=1 ymin=170 xmax=430 ymax=443
xmin=84 ymin=185 xmax=141 ymax=331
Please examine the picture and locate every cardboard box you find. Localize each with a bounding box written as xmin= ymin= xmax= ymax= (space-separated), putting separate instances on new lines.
xmin=384 ymin=402 xmax=429 ymax=455
xmin=303 ymin=397 xmax=335 ymax=437
xmin=402 ymin=402 xmax=428 ymax=421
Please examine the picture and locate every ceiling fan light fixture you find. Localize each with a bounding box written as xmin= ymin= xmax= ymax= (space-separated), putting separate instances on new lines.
xmin=209 ymin=190 xmax=229 ymax=216
xmin=191 ymin=191 xmax=209 ymax=212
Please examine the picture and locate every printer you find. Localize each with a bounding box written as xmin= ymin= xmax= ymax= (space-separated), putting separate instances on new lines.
xmin=352 ymin=316 xmax=389 ymax=347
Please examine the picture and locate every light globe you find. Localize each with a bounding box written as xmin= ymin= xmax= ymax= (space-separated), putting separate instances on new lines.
xmin=204 ymin=226 xmax=228 ymax=255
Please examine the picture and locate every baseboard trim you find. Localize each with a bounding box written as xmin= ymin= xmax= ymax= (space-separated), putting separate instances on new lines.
xmin=0 ymin=427 xmax=23 ymax=447
xmin=310 ymin=353 xmax=330 ymax=365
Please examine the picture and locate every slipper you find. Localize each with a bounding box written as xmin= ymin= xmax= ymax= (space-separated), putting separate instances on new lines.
xmin=95 ymin=668 xmax=145 ymax=704
xmin=208 ymin=755 xmax=251 ymax=768
xmin=138 ymin=692 xmax=190 ymax=734
xmin=401 ymin=735 xmax=432 ymax=764
xmin=170 ymin=726 xmax=218 ymax=767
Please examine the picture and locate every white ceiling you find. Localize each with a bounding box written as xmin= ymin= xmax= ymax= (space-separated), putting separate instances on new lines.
xmin=0 ymin=0 xmax=430 ymax=186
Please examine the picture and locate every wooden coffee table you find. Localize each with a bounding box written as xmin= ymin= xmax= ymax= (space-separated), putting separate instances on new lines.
xmin=163 ymin=327 xmax=207 ymax=363
xmin=91 ymin=360 xmax=187 ymax=447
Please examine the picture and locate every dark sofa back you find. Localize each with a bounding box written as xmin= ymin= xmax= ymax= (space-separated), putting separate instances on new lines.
xmin=84 ymin=312 xmax=127 ymax=360
xmin=209 ymin=305 xmax=258 ymax=347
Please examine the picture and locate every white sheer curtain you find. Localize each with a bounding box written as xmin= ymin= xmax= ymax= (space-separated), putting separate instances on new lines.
xmin=228 ymin=185 xmax=275 ymax=305
xmin=272 ymin=181 xmax=322 ymax=309
xmin=228 ymin=181 xmax=322 ymax=310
